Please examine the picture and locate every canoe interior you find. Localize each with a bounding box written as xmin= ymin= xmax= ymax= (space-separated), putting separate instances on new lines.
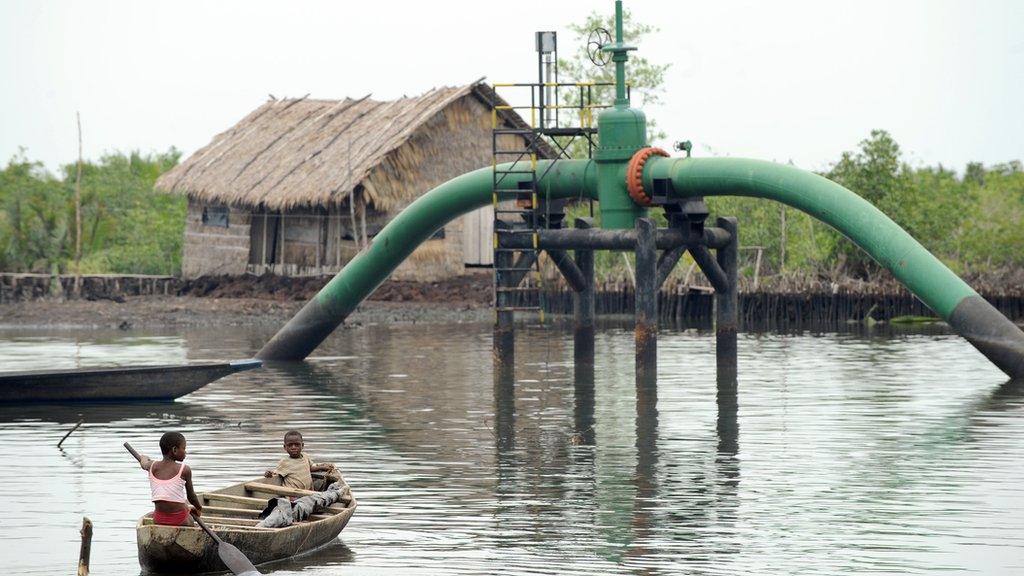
xmin=0 ymin=359 xmax=261 ymax=403
xmin=137 ymin=476 xmax=356 ymax=575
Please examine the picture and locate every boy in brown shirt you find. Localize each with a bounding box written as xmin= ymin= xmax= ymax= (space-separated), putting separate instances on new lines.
xmin=264 ymin=430 xmax=335 ymax=490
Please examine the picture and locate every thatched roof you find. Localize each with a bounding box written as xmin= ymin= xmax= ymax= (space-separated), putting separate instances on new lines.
xmin=156 ymin=82 xmax=554 ymax=211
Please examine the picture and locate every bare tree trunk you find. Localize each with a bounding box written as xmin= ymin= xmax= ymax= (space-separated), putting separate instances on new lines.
xmin=753 ymin=247 xmax=763 ymax=289
xmin=349 ymin=196 xmax=358 ymax=251
xmin=347 ymin=137 xmax=359 ymax=251
xmin=359 ymin=194 xmax=368 ymax=249
xmin=74 ymin=112 xmax=83 ymax=297
xmin=621 ymin=253 xmax=635 ymax=287
xmin=315 ymin=212 xmax=322 ymax=274
xmin=779 ymin=205 xmax=786 ymax=275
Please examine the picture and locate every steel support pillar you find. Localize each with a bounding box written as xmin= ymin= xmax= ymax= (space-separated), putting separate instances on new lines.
xmin=493 ymin=247 xmax=515 ymax=379
xmin=573 ymin=356 xmax=596 ymax=447
xmin=715 ymin=216 xmax=738 ymax=379
xmin=635 ymin=218 xmax=658 ymax=385
xmin=716 ymin=369 xmax=739 ymax=455
xmin=573 ymin=218 xmax=596 ymax=369
xmin=655 ymin=244 xmax=687 ymax=290
xmin=494 ymin=364 xmax=516 ymax=457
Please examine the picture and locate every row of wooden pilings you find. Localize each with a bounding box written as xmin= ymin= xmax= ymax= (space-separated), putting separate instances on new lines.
xmin=0 ymin=273 xmax=177 ymax=303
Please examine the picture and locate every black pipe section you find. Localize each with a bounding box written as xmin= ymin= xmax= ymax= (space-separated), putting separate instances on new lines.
xmin=690 ymin=245 xmax=730 ymax=294
xmin=254 ymin=300 xmax=339 ymax=361
xmin=497 ymin=227 xmax=731 ymax=251
xmin=573 ymin=218 xmax=596 ymax=369
xmin=715 ymin=217 xmax=739 ymax=377
xmin=507 ymin=251 xmax=539 ymax=288
xmin=545 ymin=249 xmax=588 ymax=293
xmin=948 ymin=296 xmax=1024 ymax=378
xmin=635 ymin=218 xmax=658 ymax=384
xmin=655 ymin=245 xmax=686 ymax=291
xmin=494 ymin=245 xmax=515 ymax=374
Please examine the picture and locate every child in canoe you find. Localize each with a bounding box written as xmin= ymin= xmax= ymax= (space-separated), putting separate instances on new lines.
xmin=264 ymin=430 xmax=336 ymax=491
xmin=137 ymin=431 xmax=203 ymax=526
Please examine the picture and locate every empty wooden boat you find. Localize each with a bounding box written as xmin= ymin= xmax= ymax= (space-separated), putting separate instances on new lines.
xmin=137 ymin=478 xmax=356 ymax=574
xmin=0 ymin=359 xmax=261 ymax=403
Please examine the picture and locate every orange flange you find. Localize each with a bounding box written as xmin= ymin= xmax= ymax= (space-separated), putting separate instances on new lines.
xmin=626 ymin=147 xmax=670 ymax=206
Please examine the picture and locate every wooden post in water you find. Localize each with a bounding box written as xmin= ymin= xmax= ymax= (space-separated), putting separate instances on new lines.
xmin=78 ymin=517 xmax=92 ymax=576
xmin=715 ymin=216 xmax=739 ymax=378
xmin=635 ymin=218 xmax=658 ymax=385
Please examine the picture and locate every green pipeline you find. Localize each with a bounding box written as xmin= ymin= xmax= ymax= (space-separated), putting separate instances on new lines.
xmin=645 ymin=156 xmax=976 ymax=319
xmin=260 ymin=154 xmax=1000 ymax=365
xmin=594 ymin=106 xmax=648 ymax=229
xmin=256 ymin=161 xmax=596 ymax=361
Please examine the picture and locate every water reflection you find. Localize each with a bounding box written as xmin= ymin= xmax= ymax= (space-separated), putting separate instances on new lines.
xmin=572 ymin=362 xmax=596 ymax=446
xmin=981 ymin=377 xmax=1024 ymax=412
xmin=0 ymin=325 xmax=1022 ymax=575
xmin=628 ymin=365 xmax=659 ymax=569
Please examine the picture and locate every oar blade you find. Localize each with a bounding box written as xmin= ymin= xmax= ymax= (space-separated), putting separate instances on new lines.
xmin=217 ymin=540 xmax=261 ymax=575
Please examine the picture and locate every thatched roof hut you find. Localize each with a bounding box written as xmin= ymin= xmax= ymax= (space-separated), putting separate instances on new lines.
xmin=159 ymin=82 xmax=552 ymax=280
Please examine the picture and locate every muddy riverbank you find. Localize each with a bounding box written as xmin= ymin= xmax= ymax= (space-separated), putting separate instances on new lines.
xmin=0 ymin=295 xmax=491 ymax=330
xmin=6 ymin=272 xmax=1024 ymax=331
xmin=0 ymin=275 xmax=495 ymax=329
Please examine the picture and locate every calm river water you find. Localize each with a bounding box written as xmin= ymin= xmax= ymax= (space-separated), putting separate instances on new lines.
xmin=0 ymin=320 xmax=1022 ymax=575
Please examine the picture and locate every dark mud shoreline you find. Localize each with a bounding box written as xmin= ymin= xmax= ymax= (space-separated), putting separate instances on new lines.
xmin=5 ymin=272 xmax=1024 ymax=331
xmin=0 ymin=275 xmax=495 ymax=329
xmin=0 ymin=296 xmax=491 ymax=331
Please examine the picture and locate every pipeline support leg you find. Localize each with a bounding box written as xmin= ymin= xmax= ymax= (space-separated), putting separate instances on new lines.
xmin=635 ymin=218 xmax=658 ymax=385
xmin=574 ymin=218 xmax=596 ymax=368
xmin=715 ymin=217 xmax=738 ymax=378
xmin=494 ymin=247 xmax=515 ymax=378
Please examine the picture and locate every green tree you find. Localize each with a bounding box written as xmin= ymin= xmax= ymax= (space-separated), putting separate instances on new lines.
xmin=556 ymin=8 xmax=670 ymax=158
xmin=0 ymin=149 xmax=184 ymax=276
xmin=72 ymin=149 xmax=184 ymax=275
xmin=823 ymin=130 xmax=977 ymax=278
xmin=959 ymin=161 xmax=1024 ymax=270
xmin=0 ymin=152 xmax=72 ymax=272
xmin=822 ymin=130 xmax=914 ymax=278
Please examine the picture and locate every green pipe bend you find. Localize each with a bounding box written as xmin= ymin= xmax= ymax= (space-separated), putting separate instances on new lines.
xmin=646 ymin=156 xmax=977 ymax=319
xmin=257 ymin=160 xmax=595 ymax=360
xmin=313 ymin=159 xmax=596 ymax=317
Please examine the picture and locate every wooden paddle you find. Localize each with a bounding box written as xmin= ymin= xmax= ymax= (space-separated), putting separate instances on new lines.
xmin=124 ymin=442 xmax=262 ymax=576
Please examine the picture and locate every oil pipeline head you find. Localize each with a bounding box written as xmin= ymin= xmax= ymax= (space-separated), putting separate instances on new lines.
xmin=592 ymin=0 xmax=653 ymax=229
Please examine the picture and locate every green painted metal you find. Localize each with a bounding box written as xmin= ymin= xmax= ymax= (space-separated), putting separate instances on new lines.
xmin=317 ymin=159 xmax=593 ymax=311
xmin=645 ymin=156 xmax=977 ymax=319
xmin=256 ymin=160 xmax=594 ymax=361
xmin=603 ymin=0 xmax=635 ymax=107
xmin=258 ymin=0 xmax=1022 ymax=376
xmin=594 ymin=108 xmax=647 ymax=229
xmin=594 ymin=0 xmax=646 ymax=229
xmin=259 ymin=151 xmax=1021 ymax=374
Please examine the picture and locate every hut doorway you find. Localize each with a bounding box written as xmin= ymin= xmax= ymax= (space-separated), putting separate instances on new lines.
xmin=463 ymin=205 xmax=494 ymax=267
xmin=249 ymin=211 xmax=281 ymax=269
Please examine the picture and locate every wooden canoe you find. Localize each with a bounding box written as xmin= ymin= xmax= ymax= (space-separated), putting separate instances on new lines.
xmin=0 ymin=359 xmax=261 ymax=403
xmin=137 ymin=478 xmax=357 ymax=575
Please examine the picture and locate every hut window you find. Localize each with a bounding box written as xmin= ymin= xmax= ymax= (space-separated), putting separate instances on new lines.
xmin=202 ymin=206 xmax=230 ymax=228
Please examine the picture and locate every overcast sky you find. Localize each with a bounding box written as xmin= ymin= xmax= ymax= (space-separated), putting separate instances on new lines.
xmin=1 ymin=0 xmax=1021 ymax=174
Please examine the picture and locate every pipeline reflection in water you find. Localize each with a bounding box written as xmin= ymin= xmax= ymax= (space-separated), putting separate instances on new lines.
xmin=0 ymin=324 xmax=1022 ymax=575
